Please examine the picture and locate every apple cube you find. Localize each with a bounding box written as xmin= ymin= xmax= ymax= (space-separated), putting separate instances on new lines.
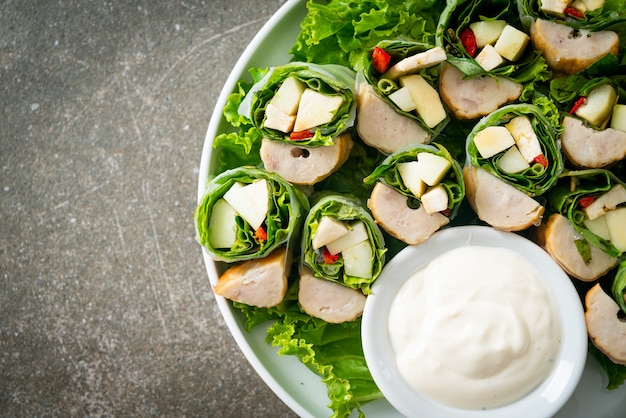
xmin=539 ymin=0 xmax=570 ymax=15
xmin=473 ymin=126 xmax=515 ymax=159
xmin=469 ymin=20 xmax=507 ymax=48
xmin=263 ymin=103 xmax=296 ymax=133
xmin=399 ymin=74 xmax=447 ymax=128
xmin=605 ymin=207 xmax=626 ymax=252
xmin=312 ymin=216 xmax=349 ymax=250
xmin=293 ymin=88 xmax=344 ymax=132
xmin=398 ymin=161 xmax=428 ymax=197
xmin=583 ymin=185 xmax=626 ymax=220
xmin=388 ymin=86 xmax=417 ymax=112
xmin=570 ymin=0 xmax=588 ymax=12
xmin=581 ymin=0 xmax=605 ymax=11
xmin=475 ymin=44 xmax=504 ymax=72
xmin=494 ymin=25 xmax=530 ymax=62
xmin=611 ymin=104 xmax=626 ymax=133
xmin=575 ymin=84 xmax=618 ymax=128
xmin=342 ymin=240 xmax=374 ymax=278
xmin=269 ymin=76 xmax=306 ymax=115
xmin=496 ymin=145 xmax=531 ymax=174
xmin=505 ymin=115 xmax=543 ymax=163
xmin=584 ymin=213 xmax=611 ymax=241
xmin=208 ymin=199 xmax=238 ymax=248
xmin=325 ymin=221 xmax=369 ymax=256
xmin=223 ymin=179 xmax=269 ymax=230
xmin=421 ymin=185 xmax=449 ymax=215
xmin=415 ymin=152 xmax=452 ymax=186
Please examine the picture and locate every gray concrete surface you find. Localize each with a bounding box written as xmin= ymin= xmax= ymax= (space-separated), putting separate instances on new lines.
xmin=0 ymin=0 xmax=299 ymax=416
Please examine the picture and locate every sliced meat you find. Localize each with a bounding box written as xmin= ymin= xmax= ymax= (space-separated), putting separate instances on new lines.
xmin=585 ymin=283 xmax=626 ymax=365
xmin=260 ymin=132 xmax=353 ymax=185
xmin=367 ymin=182 xmax=449 ymax=245
xmin=214 ymin=246 xmax=290 ymax=308
xmin=439 ymin=63 xmax=523 ymax=120
xmin=535 ymin=213 xmax=618 ymax=282
xmin=382 ymin=46 xmax=447 ymax=80
xmin=562 ymin=116 xmax=626 ymax=168
xmin=356 ymin=82 xmax=430 ymax=154
xmin=531 ymin=19 xmax=619 ymax=75
xmin=298 ymin=265 xmax=366 ymax=323
xmin=463 ymin=165 xmax=543 ymax=231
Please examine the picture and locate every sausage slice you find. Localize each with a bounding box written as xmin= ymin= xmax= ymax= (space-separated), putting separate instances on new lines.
xmin=561 ymin=116 xmax=626 ymax=168
xmin=585 ymin=283 xmax=626 ymax=365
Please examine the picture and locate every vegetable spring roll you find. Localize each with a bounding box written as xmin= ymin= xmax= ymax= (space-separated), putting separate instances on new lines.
xmin=301 ymin=194 xmax=386 ymax=294
xmin=550 ymin=75 xmax=626 ymax=168
xmin=195 ymin=166 xmax=309 ymax=263
xmin=464 ymin=103 xmax=563 ymax=231
xmin=239 ymin=62 xmax=357 ymax=147
xmin=536 ymin=169 xmax=626 ymax=281
xmin=356 ymin=40 xmax=448 ymax=153
xmin=435 ymin=0 xmax=549 ymax=119
xmin=518 ymin=0 xmax=624 ymax=75
xmin=363 ymin=143 xmax=465 ymax=245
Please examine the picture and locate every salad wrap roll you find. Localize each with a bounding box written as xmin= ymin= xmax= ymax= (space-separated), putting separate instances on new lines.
xmin=239 ymin=62 xmax=357 ymax=147
xmin=518 ymin=0 xmax=625 ymax=75
xmin=437 ymin=0 xmax=549 ymax=83
xmin=356 ymin=40 xmax=448 ymax=153
xmin=363 ymin=143 xmax=465 ymax=244
xmin=466 ymin=103 xmax=563 ymax=196
xmin=546 ymin=169 xmax=626 ymax=259
xmin=550 ymin=74 xmax=626 ymax=168
xmin=301 ymin=194 xmax=386 ymax=294
xmin=195 ymin=166 xmax=309 ymax=263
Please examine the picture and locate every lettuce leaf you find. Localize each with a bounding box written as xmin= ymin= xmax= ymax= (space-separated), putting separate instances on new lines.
xmin=290 ymin=0 xmax=444 ymax=70
xmin=589 ymin=341 xmax=626 ymax=390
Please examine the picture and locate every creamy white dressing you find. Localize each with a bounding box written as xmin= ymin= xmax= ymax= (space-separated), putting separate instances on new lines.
xmin=388 ymin=245 xmax=561 ymax=410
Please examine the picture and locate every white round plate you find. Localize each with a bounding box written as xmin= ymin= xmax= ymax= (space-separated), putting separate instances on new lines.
xmin=197 ymin=0 xmax=626 ymax=416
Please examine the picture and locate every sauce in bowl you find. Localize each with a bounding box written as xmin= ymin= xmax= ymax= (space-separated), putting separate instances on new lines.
xmin=388 ymin=245 xmax=562 ymax=410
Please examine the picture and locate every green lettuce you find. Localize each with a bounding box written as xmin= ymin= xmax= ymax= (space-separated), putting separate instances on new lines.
xmin=240 ymin=62 xmax=357 ymax=147
xmin=364 ymin=142 xmax=465 ymax=219
xmin=589 ymin=341 xmax=626 ymax=390
xmin=466 ymin=103 xmax=564 ymax=196
xmin=195 ymin=166 xmax=309 ymax=262
xmin=301 ymin=194 xmax=386 ymax=294
xmin=290 ymin=0 xmax=444 ymax=70
xmin=613 ymin=261 xmax=626 ymax=315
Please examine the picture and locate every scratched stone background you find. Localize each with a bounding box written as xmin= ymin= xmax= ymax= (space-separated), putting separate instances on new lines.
xmin=0 ymin=0 xmax=299 ymax=416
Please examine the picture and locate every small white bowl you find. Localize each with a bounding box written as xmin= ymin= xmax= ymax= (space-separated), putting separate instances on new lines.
xmin=362 ymin=225 xmax=587 ymax=418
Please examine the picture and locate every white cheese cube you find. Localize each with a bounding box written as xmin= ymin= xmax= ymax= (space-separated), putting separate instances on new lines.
xmin=312 ymin=216 xmax=349 ymax=250
xmin=505 ymin=115 xmax=542 ymax=163
xmin=263 ymin=103 xmax=296 ymax=133
xmin=400 ymin=74 xmax=447 ymax=128
xmin=420 ymin=185 xmax=449 ymax=215
xmin=575 ymin=84 xmax=618 ymax=128
xmin=415 ymin=152 xmax=452 ymax=186
xmin=469 ymin=20 xmax=507 ymax=48
xmin=223 ymin=180 xmax=269 ymax=230
xmin=398 ymin=161 xmax=428 ymax=197
xmin=473 ymin=126 xmax=516 ymax=159
xmin=475 ymin=44 xmax=504 ymax=72
xmin=342 ymin=240 xmax=373 ymax=278
xmin=325 ymin=221 xmax=369 ymax=256
xmin=388 ymin=86 xmax=417 ymax=112
xmin=270 ymin=76 xmax=306 ymax=115
xmin=494 ymin=25 xmax=530 ymax=62
xmin=539 ymin=0 xmax=570 ymax=15
xmin=293 ymin=89 xmax=343 ymax=132
xmin=611 ymin=104 xmax=626 ymax=133
xmin=496 ymin=146 xmax=531 ymax=174
xmin=605 ymin=207 xmax=626 ymax=252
